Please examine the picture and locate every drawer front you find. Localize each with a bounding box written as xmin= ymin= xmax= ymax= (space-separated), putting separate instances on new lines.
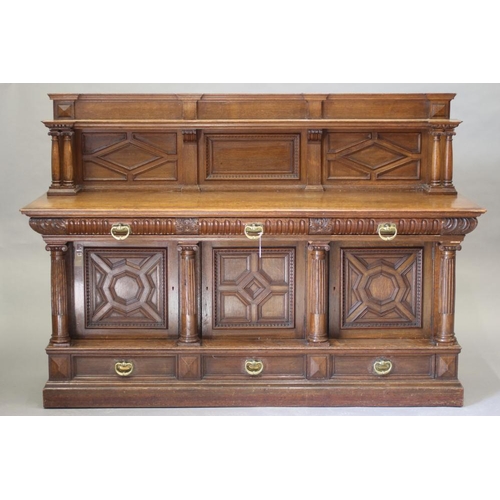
xmin=333 ymin=355 xmax=434 ymax=378
xmin=202 ymin=355 xmax=306 ymax=379
xmin=73 ymin=356 xmax=176 ymax=379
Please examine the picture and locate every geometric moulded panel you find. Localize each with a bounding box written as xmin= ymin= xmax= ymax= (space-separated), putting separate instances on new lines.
xmin=326 ymin=132 xmax=421 ymax=182
xmin=342 ymin=248 xmax=422 ymax=328
xmin=85 ymin=249 xmax=167 ymax=328
xmin=82 ymin=131 xmax=178 ymax=184
xmin=213 ymin=248 xmax=295 ymax=328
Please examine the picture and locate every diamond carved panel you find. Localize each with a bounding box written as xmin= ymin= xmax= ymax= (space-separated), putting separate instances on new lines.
xmin=82 ymin=131 xmax=178 ymax=183
xmin=86 ymin=249 xmax=167 ymax=328
xmin=326 ymin=131 xmax=421 ymax=181
xmin=214 ymin=248 xmax=294 ymax=328
xmin=342 ymin=248 xmax=422 ymax=328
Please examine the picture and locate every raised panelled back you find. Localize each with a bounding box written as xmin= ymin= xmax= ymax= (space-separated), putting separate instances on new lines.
xmin=73 ymin=128 xmax=435 ymax=191
xmin=51 ymin=93 xmax=455 ymax=192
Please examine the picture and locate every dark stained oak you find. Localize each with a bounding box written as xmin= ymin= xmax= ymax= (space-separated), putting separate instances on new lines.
xmin=21 ymin=93 xmax=486 ymax=408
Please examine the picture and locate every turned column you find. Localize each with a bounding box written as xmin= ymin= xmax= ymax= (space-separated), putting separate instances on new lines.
xmin=430 ymin=128 xmax=443 ymax=189
xmin=45 ymin=244 xmax=71 ymax=346
xmin=49 ymin=129 xmax=61 ymax=189
xmin=307 ymin=243 xmax=330 ymax=344
xmin=443 ymin=128 xmax=456 ymax=189
xmin=436 ymin=243 xmax=462 ymax=345
xmin=178 ymin=244 xmax=200 ymax=344
xmin=61 ymin=129 xmax=75 ymax=189
xmin=47 ymin=125 xmax=79 ymax=195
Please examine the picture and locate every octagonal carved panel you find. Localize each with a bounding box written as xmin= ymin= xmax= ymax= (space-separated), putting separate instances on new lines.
xmin=86 ymin=248 xmax=167 ymax=328
xmin=342 ymin=248 xmax=422 ymax=328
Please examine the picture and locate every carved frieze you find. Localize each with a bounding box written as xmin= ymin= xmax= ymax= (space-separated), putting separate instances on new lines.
xmin=309 ymin=218 xmax=441 ymax=235
xmin=29 ymin=216 xmax=479 ymax=237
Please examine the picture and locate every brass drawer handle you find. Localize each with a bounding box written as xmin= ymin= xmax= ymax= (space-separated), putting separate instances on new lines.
xmin=245 ymin=359 xmax=264 ymax=376
xmin=373 ymin=359 xmax=393 ymax=376
xmin=244 ymin=223 xmax=264 ymax=240
xmin=115 ymin=361 xmax=134 ymax=377
xmin=111 ymin=223 xmax=131 ymax=240
xmin=377 ymin=222 xmax=397 ymax=241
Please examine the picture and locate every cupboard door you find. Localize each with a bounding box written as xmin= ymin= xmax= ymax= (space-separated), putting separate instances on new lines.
xmin=202 ymin=242 xmax=306 ymax=339
xmin=331 ymin=243 xmax=432 ymax=339
xmin=74 ymin=244 xmax=176 ymax=339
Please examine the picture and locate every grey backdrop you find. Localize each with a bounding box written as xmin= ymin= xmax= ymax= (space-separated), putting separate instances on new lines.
xmin=1 ymin=83 xmax=498 ymax=415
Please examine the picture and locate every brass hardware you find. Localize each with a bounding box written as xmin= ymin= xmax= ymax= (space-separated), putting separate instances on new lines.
xmin=244 ymin=222 xmax=264 ymax=240
xmin=244 ymin=359 xmax=264 ymax=376
xmin=115 ymin=361 xmax=134 ymax=377
xmin=377 ymin=222 xmax=397 ymax=241
xmin=111 ymin=223 xmax=131 ymax=240
xmin=373 ymin=359 xmax=393 ymax=376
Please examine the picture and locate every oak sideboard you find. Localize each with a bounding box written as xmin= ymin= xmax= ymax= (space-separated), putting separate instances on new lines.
xmin=21 ymin=93 xmax=485 ymax=407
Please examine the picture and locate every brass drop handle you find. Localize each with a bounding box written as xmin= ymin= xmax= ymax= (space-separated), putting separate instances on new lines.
xmin=373 ymin=359 xmax=393 ymax=376
xmin=115 ymin=361 xmax=134 ymax=377
xmin=377 ymin=222 xmax=397 ymax=241
xmin=245 ymin=359 xmax=264 ymax=376
xmin=244 ymin=223 xmax=264 ymax=240
xmin=111 ymin=223 xmax=131 ymax=240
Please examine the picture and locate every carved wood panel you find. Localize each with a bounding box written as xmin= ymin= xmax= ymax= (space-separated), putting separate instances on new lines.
xmin=204 ymin=133 xmax=300 ymax=180
xmin=342 ymin=248 xmax=422 ymax=328
xmin=213 ymin=248 xmax=295 ymax=328
xmin=325 ymin=132 xmax=421 ymax=182
xmin=85 ymin=248 xmax=167 ymax=328
xmin=82 ymin=131 xmax=178 ymax=184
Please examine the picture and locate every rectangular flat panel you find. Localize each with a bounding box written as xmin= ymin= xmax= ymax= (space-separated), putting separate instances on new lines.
xmin=203 ymin=355 xmax=306 ymax=379
xmin=198 ymin=100 xmax=307 ymax=119
xmin=205 ymin=133 xmax=300 ymax=180
xmin=75 ymin=100 xmax=183 ymax=120
xmin=323 ymin=99 xmax=429 ymax=119
xmin=73 ymin=356 xmax=176 ymax=378
xmin=333 ymin=355 xmax=433 ymax=377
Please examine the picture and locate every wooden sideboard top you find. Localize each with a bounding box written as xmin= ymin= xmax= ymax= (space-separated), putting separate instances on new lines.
xmin=21 ymin=190 xmax=485 ymax=218
xmin=47 ymin=93 xmax=456 ymax=121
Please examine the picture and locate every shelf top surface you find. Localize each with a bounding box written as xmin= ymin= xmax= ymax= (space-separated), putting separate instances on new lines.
xmin=21 ymin=190 xmax=486 ymax=218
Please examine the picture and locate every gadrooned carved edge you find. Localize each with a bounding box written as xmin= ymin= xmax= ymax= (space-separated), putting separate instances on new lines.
xmin=28 ymin=217 xmax=479 ymax=236
xmin=441 ymin=217 xmax=478 ymax=235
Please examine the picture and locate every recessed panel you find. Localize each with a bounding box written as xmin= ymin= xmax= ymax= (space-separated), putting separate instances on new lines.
xmin=342 ymin=248 xmax=422 ymax=328
xmin=205 ymin=134 xmax=300 ymax=180
xmin=85 ymin=248 xmax=167 ymax=329
xmin=325 ymin=132 xmax=421 ymax=183
xmin=214 ymin=248 xmax=295 ymax=328
xmin=82 ymin=131 xmax=178 ymax=185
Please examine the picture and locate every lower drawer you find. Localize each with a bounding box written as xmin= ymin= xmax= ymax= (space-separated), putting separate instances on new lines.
xmin=333 ymin=355 xmax=435 ymax=378
xmin=73 ymin=356 xmax=176 ymax=379
xmin=202 ymin=354 xmax=306 ymax=379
